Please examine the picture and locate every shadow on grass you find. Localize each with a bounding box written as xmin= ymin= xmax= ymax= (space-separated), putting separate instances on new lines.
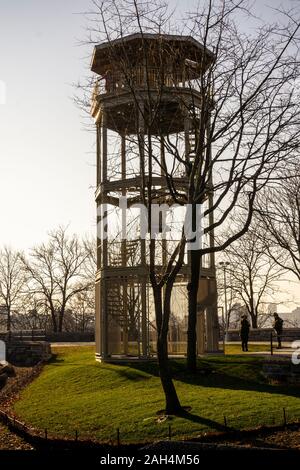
xmin=47 ymin=352 xmax=300 ymax=402
xmin=45 ymin=351 xmax=300 ymax=433
xmin=177 ymin=409 xmax=232 ymax=433
xmin=48 ymin=353 xmax=65 ymax=365
xmin=111 ymin=357 xmax=300 ymax=401
xmin=109 ymin=367 xmax=152 ymax=381
xmin=39 ymin=351 xmax=300 ymax=437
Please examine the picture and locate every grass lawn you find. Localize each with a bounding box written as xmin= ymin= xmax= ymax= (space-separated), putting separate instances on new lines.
xmin=14 ymin=346 xmax=300 ymax=443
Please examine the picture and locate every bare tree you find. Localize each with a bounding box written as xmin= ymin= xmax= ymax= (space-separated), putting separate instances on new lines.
xmin=0 ymin=247 xmax=27 ymax=331
xmin=85 ymin=0 xmax=189 ymax=414
xmin=80 ymin=0 xmax=300 ymax=411
xmin=183 ymin=1 xmax=300 ymax=371
xmin=22 ymin=227 xmax=94 ymax=332
xmin=255 ymin=169 xmax=300 ymax=282
xmin=221 ymin=230 xmax=284 ymax=328
xmin=216 ymin=266 xmax=241 ymax=332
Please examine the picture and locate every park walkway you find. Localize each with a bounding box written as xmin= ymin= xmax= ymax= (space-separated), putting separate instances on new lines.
xmin=226 ymin=342 xmax=299 ymax=359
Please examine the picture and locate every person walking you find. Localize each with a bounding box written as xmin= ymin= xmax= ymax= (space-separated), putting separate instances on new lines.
xmin=240 ymin=315 xmax=250 ymax=352
xmin=273 ymin=313 xmax=283 ymax=349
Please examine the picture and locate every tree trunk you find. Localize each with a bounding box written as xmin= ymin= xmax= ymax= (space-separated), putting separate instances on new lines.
xmin=157 ymin=336 xmax=182 ymax=414
xmin=187 ymin=249 xmax=201 ymax=373
xmin=153 ymin=283 xmax=182 ymax=415
xmin=249 ymin=297 xmax=257 ymax=328
xmin=58 ymin=311 xmax=64 ymax=333
xmin=250 ymin=313 xmax=258 ymax=329
xmin=50 ymin=308 xmax=58 ymax=332
xmin=6 ymin=307 xmax=11 ymax=332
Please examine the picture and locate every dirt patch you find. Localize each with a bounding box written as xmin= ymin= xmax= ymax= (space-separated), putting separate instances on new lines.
xmin=0 ymin=364 xmax=43 ymax=450
xmin=243 ymin=427 xmax=300 ymax=449
xmin=0 ymin=423 xmax=33 ymax=450
xmin=262 ymin=428 xmax=300 ymax=449
xmin=217 ymin=424 xmax=300 ymax=450
xmin=0 ymin=364 xmax=43 ymax=413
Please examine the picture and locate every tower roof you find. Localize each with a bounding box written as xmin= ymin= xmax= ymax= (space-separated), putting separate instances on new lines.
xmin=91 ymin=33 xmax=215 ymax=75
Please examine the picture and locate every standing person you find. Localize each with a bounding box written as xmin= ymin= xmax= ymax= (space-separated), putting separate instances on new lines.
xmin=240 ymin=315 xmax=250 ymax=352
xmin=273 ymin=313 xmax=283 ymax=349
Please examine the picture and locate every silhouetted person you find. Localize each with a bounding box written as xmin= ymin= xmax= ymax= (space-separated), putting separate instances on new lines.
xmin=240 ymin=315 xmax=250 ymax=352
xmin=104 ymin=69 xmax=113 ymax=93
xmin=273 ymin=313 xmax=283 ymax=349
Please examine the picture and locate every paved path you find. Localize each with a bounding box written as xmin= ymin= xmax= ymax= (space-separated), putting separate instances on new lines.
xmin=225 ymin=341 xmax=299 ymax=358
xmin=49 ymin=342 xmax=300 ymax=362
xmin=51 ymin=342 xmax=95 ymax=347
xmin=241 ymin=350 xmax=296 ymax=358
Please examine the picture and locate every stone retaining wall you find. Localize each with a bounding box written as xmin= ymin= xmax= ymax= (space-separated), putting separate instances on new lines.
xmin=226 ymin=328 xmax=300 ymax=342
xmin=6 ymin=342 xmax=52 ymax=367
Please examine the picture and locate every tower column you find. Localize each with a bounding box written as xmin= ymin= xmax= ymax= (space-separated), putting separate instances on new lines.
xmin=96 ymin=124 xmax=102 ymax=186
xmin=101 ymin=109 xmax=108 ymax=358
xmin=102 ymin=110 xmax=108 ymax=268
xmin=121 ymin=133 xmax=129 ymax=355
xmin=138 ymin=103 xmax=148 ymax=357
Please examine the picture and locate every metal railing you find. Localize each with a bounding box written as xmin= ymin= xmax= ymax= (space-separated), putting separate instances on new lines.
xmin=93 ymin=67 xmax=200 ymax=97
xmin=5 ymin=330 xmax=46 ymax=342
xmin=270 ymin=331 xmax=300 ymax=355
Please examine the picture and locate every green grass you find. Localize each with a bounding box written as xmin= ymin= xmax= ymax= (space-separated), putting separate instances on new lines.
xmin=225 ymin=343 xmax=271 ymax=354
xmin=14 ymin=346 xmax=300 ymax=443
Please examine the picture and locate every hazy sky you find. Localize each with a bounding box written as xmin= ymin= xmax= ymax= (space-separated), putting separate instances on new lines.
xmin=0 ymin=0 xmax=95 ymax=250
xmin=0 ymin=0 xmax=298 ymax=309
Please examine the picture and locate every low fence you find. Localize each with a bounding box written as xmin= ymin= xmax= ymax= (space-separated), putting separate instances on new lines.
xmin=270 ymin=332 xmax=300 ymax=356
xmin=0 ymin=330 xmax=46 ymax=342
xmin=0 ymin=406 xmax=299 ymax=449
xmin=0 ymin=330 xmax=95 ymax=344
xmin=0 ymin=409 xmax=123 ymax=451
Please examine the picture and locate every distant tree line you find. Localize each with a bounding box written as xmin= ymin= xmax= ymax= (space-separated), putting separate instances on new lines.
xmin=0 ymin=227 xmax=96 ymax=333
